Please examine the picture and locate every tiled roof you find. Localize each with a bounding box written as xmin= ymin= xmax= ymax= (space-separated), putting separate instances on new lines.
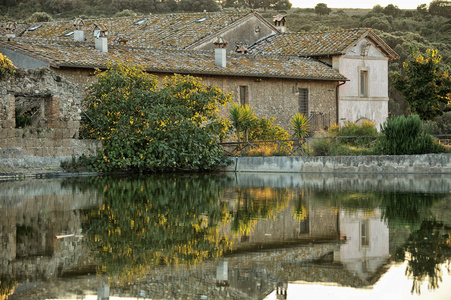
xmin=0 ymin=11 xmax=260 ymax=50
xmin=250 ymin=28 xmax=398 ymax=59
xmin=0 ymin=38 xmax=347 ymax=81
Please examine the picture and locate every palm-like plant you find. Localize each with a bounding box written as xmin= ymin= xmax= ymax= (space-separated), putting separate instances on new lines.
xmin=228 ymin=103 xmax=256 ymax=142
xmin=290 ymin=113 xmax=310 ymax=139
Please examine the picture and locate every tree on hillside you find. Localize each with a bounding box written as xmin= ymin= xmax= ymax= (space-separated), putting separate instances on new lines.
xmin=314 ymin=3 xmax=332 ymax=15
xmin=81 ymin=63 xmax=231 ymax=172
xmin=392 ymin=47 xmax=451 ymax=120
xmin=383 ymin=4 xmax=402 ymax=17
xmin=372 ymin=4 xmax=384 ymax=13
xmin=179 ymin=0 xmax=220 ymax=12
xmin=416 ymin=3 xmax=429 ymax=15
xmin=429 ymin=0 xmax=451 ymax=17
xmin=224 ymin=0 xmax=291 ymax=10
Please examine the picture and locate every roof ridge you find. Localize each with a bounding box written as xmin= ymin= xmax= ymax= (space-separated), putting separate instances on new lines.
xmin=285 ymin=27 xmax=370 ymax=35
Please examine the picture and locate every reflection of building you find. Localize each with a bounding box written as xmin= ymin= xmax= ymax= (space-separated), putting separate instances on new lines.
xmin=0 ymin=179 xmax=101 ymax=284
xmin=334 ymin=209 xmax=390 ymax=281
xmin=222 ymin=188 xmax=340 ymax=251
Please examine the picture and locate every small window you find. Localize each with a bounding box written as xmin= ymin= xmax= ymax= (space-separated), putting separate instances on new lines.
xmin=239 ymin=86 xmax=248 ymax=106
xmin=360 ymin=220 xmax=369 ymax=247
xmin=360 ymin=70 xmax=368 ymax=98
xmin=298 ymin=88 xmax=309 ymax=115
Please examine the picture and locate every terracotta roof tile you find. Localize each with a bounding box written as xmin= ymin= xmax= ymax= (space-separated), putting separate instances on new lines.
xmin=251 ymin=28 xmax=370 ymax=56
xmin=0 ymin=38 xmax=347 ymax=81
xmin=1 ymin=11 xmax=253 ymax=50
xmin=250 ymin=28 xmax=398 ymax=59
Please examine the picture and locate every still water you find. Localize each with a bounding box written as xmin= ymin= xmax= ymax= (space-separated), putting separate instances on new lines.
xmin=1 ymin=173 xmax=451 ymax=300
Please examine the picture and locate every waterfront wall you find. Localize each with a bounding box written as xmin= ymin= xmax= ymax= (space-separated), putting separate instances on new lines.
xmin=225 ymin=154 xmax=451 ymax=174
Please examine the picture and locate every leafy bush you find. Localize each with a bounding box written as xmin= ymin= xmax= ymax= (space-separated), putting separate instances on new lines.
xmin=243 ymin=144 xmax=291 ymax=157
xmin=310 ymin=135 xmax=335 ymax=156
xmin=114 ymin=9 xmax=136 ymax=17
xmin=81 ymin=63 xmax=231 ymax=172
xmin=328 ymin=120 xmax=379 ymax=146
xmin=26 ymin=11 xmax=53 ymax=22
xmin=248 ymin=117 xmax=290 ymax=142
xmin=376 ymin=114 xmax=446 ymax=155
xmin=432 ymin=111 xmax=451 ymax=134
xmin=228 ymin=103 xmax=290 ymax=143
xmin=15 ymin=108 xmax=32 ymax=128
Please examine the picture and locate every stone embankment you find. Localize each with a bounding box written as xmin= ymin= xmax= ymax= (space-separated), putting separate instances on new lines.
xmin=225 ymin=154 xmax=451 ymax=174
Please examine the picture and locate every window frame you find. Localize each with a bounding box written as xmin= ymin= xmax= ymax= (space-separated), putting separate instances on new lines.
xmin=298 ymin=88 xmax=309 ymax=116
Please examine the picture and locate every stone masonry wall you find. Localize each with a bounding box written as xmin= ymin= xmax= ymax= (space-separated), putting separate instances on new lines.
xmin=0 ymin=68 xmax=101 ymax=170
xmin=52 ymin=68 xmax=339 ymax=132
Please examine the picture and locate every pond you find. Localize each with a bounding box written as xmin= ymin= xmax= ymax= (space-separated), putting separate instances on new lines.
xmin=1 ymin=172 xmax=451 ymax=300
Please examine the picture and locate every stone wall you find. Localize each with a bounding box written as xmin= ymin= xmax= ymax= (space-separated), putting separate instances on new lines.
xmin=225 ymin=154 xmax=451 ymax=174
xmin=0 ymin=68 xmax=101 ymax=170
xmin=52 ymin=69 xmax=339 ymax=132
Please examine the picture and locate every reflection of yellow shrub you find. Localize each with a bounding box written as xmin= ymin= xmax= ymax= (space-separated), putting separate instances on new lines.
xmin=293 ymin=204 xmax=308 ymax=221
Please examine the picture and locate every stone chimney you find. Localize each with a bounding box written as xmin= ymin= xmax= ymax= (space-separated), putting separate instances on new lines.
xmin=73 ymin=18 xmax=85 ymax=41
xmin=5 ymin=22 xmax=17 ymax=38
xmin=93 ymin=23 xmax=108 ymax=53
xmin=273 ymin=14 xmax=286 ymax=33
xmin=213 ymin=36 xmax=227 ymax=68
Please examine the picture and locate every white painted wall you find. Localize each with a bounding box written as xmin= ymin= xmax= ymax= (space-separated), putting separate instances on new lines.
xmin=334 ymin=38 xmax=390 ymax=130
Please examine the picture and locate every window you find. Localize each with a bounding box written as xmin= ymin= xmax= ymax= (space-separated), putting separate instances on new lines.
xmin=360 ymin=220 xmax=369 ymax=247
xmin=360 ymin=70 xmax=368 ymax=98
xmin=298 ymin=88 xmax=309 ymax=115
xmin=239 ymin=86 xmax=248 ymax=105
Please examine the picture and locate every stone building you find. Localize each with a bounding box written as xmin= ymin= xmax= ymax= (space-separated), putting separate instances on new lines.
xmin=0 ymin=11 xmax=397 ymax=132
xmin=0 ymin=68 xmax=100 ymax=170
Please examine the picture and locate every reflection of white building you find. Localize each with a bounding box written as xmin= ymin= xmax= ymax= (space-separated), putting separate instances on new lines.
xmin=334 ymin=209 xmax=390 ymax=280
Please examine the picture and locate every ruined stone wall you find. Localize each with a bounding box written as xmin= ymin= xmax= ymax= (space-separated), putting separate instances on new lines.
xmin=0 ymin=68 xmax=101 ymax=169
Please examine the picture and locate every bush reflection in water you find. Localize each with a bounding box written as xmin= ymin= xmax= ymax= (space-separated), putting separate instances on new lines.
xmin=79 ymin=175 xmax=451 ymax=294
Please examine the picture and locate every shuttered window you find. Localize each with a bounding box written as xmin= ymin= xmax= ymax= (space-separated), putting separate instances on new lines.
xmin=239 ymin=86 xmax=248 ymax=105
xmin=298 ymin=88 xmax=309 ymax=115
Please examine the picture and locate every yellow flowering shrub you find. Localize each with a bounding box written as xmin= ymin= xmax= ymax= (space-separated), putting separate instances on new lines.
xmin=0 ymin=53 xmax=15 ymax=80
xmin=81 ymin=62 xmax=231 ymax=172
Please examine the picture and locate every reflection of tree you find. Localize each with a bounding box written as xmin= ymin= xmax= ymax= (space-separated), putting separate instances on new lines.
xmin=293 ymin=189 xmax=308 ymax=221
xmin=378 ymin=193 xmax=442 ymax=227
xmin=395 ymin=221 xmax=451 ymax=295
xmin=231 ymin=187 xmax=290 ymax=235
xmin=82 ymin=174 xmax=232 ymax=285
xmin=0 ymin=276 xmax=17 ymax=300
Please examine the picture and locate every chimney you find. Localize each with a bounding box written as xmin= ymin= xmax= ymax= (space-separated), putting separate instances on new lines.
xmin=5 ymin=22 xmax=17 ymax=38
xmin=73 ymin=18 xmax=85 ymax=41
xmin=213 ymin=36 xmax=227 ymax=68
xmin=273 ymin=14 xmax=286 ymax=34
xmin=93 ymin=23 xmax=108 ymax=53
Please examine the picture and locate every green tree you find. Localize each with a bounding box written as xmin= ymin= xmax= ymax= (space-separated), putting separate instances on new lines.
xmin=429 ymin=0 xmax=451 ymax=17
xmin=383 ymin=4 xmax=402 ymax=17
xmin=179 ymin=0 xmax=220 ymax=12
xmin=392 ymin=47 xmax=451 ymax=120
xmin=372 ymin=4 xmax=384 ymax=13
xmin=314 ymin=3 xmax=332 ymax=16
xmin=417 ymin=3 xmax=429 ymax=15
xmin=81 ymin=63 xmax=231 ymax=172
